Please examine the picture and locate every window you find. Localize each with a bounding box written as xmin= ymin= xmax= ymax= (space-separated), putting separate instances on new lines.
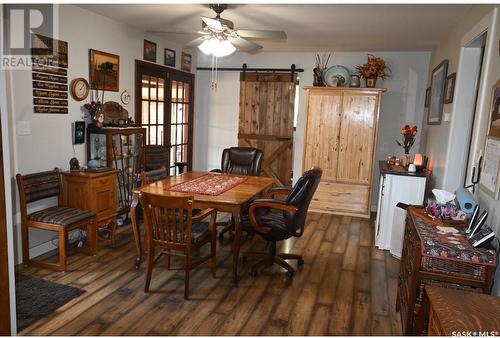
xmin=135 ymin=60 xmax=194 ymax=175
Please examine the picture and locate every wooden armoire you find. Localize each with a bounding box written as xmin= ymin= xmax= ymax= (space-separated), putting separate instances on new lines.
xmin=303 ymin=87 xmax=385 ymax=218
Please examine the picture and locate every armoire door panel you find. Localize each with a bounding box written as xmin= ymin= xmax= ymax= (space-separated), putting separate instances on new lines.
xmin=303 ymin=91 xmax=342 ymax=179
xmin=337 ymin=93 xmax=377 ymax=184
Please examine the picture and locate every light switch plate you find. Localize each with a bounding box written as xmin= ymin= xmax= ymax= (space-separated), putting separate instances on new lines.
xmin=443 ymin=112 xmax=451 ymax=122
xmin=17 ymin=121 xmax=31 ymax=135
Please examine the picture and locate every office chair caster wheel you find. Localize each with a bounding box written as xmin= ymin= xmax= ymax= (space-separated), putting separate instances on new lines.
xmin=250 ymin=269 xmax=258 ymax=277
xmin=298 ymin=258 xmax=304 ymax=266
xmin=287 ymin=271 xmax=294 ymax=278
xmin=218 ymin=233 xmax=224 ymax=241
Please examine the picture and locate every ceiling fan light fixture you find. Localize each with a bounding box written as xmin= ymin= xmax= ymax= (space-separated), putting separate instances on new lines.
xmin=198 ymin=37 xmax=236 ymax=57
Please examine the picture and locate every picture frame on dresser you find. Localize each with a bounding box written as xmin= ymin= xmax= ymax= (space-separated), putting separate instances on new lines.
xmin=427 ymin=59 xmax=448 ymax=125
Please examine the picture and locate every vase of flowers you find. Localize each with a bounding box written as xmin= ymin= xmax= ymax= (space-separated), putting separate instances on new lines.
xmin=355 ymin=54 xmax=390 ymax=88
xmin=396 ymin=124 xmax=418 ymax=155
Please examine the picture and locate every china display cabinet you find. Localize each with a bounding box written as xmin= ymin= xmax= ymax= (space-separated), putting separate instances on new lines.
xmin=86 ymin=125 xmax=146 ymax=215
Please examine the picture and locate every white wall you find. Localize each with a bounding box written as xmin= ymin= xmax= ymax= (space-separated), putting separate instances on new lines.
xmin=5 ymin=4 xmax=197 ymax=263
xmin=423 ymin=6 xmax=500 ymax=295
xmin=194 ymin=51 xmax=431 ymax=209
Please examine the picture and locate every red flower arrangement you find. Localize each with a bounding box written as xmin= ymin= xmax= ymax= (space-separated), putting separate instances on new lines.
xmin=396 ymin=124 xmax=418 ymax=154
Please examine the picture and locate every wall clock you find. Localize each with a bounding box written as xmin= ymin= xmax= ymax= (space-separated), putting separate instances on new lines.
xmin=70 ymin=78 xmax=90 ymax=101
xmin=120 ymin=90 xmax=130 ymax=105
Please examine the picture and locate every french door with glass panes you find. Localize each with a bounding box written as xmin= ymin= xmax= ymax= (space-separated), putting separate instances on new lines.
xmin=135 ymin=60 xmax=194 ymax=176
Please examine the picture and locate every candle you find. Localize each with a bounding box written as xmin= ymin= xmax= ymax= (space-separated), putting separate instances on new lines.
xmin=414 ymin=153 xmax=424 ymax=167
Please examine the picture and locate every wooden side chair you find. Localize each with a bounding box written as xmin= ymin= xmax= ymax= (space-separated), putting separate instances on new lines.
xmin=141 ymin=166 xmax=169 ymax=186
xmin=139 ymin=192 xmax=217 ymax=299
xmin=16 ymin=168 xmax=98 ymax=271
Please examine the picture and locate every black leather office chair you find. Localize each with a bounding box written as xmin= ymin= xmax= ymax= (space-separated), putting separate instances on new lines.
xmin=211 ymin=147 xmax=264 ymax=239
xmin=241 ymin=167 xmax=322 ymax=277
xmin=211 ymin=147 xmax=264 ymax=176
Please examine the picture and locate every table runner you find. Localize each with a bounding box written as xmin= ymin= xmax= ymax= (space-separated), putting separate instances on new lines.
xmin=412 ymin=214 xmax=496 ymax=266
xmin=167 ymin=174 xmax=248 ymax=196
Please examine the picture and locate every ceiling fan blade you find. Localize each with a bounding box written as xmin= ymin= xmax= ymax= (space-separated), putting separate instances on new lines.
xmin=236 ymin=29 xmax=287 ymax=40
xmin=146 ymin=30 xmax=205 ymax=36
xmin=201 ymin=16 xmax=223 ymax=31
xmin=228 ymin=37 xmax=263 ymax=53
xmin=184 ymin=36 xmax=209 ymax=49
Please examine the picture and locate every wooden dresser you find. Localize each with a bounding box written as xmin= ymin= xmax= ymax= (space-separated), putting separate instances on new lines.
xmin=62 ymin=170 xmax=119 ymax=242
xmin=303 ymin=87 xmax=385 ymax=218
xmin=397 ymin=207 xmax=497 ymax=335
xmin=416 ymin=286 xmax=500 ymax=335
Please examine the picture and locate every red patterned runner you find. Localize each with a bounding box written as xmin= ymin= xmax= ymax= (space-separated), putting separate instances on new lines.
xmin=167 ymin=174 xmax=248 ymax=196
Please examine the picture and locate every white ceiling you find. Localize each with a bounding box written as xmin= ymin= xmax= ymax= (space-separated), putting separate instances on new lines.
xmin=78 ymin=4 xmax=477 ymax=52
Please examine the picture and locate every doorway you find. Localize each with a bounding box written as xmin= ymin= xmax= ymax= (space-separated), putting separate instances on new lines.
xmin=0 ymin=115 xmax=11 ymax=335
xmin=238 ymin=72 xmax=296 ymax=186
xmin=135 ymin=60 xmax=195 ymax=175
xmin=443 ymin=31 xmax=487 ymax=191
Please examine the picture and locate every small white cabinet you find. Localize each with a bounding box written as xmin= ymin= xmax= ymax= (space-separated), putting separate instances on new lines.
xmin=375 ymin=161 xmax=430 ymax=257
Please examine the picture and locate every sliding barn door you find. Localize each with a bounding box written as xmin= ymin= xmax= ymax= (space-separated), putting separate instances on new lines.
xmin=238 ymin=72 xmax=296 ymax=186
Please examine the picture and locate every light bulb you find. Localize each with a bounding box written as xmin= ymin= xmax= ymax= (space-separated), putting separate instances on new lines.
xmin=198 ymin=37 xmax=236 ymax=57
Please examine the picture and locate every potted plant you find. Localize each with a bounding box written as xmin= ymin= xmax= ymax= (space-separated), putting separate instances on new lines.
xmin=355 ymin=54 xmax=391 ymax=88
xmin=396 ymin=124 xmax=418 ymax=154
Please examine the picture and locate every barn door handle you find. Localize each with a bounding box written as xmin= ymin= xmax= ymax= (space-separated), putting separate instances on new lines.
xmin=276 ymin=136 xmax=291 ymax=141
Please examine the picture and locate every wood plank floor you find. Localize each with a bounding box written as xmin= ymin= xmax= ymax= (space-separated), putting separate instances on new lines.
xmin=18 ymin=212 xmax=402 ymax=335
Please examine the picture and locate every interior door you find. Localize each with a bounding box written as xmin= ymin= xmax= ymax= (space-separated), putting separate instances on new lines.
xmin=0 ymin=115 xmax=11 ymax=335
xmin=303 ymin=89 xmax=342 ymax=180
xmin=238 ymin=72 xmax=296 ymax=186
xmin=337 ymin=91 xmax=378 ymax=184
xmin=135 ymin=60 xmax=194 ymax=175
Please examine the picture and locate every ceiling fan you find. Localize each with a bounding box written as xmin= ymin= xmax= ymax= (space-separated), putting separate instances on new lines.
xmin=182 ymin=4 xmax=287 ymax=56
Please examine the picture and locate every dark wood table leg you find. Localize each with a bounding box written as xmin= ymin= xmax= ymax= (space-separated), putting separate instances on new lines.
xmin=231 ymin=211 xmax=242 ymax=285
xmin=130 ymin=192 xmax=142 ymax=269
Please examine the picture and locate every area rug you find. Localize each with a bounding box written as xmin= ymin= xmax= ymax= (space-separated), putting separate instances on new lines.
xmin=15 ymin=274 xmax=85 ymax=331
xmin=168 ymin=173 xmax=247 ymax=196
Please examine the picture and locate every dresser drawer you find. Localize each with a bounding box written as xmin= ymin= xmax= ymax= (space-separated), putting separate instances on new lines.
xmin=90 ymin=174 xmax=116 ymax=190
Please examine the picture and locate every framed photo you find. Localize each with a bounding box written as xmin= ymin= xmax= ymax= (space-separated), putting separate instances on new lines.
xmin=444 ymin=72 xmax=456 ymax=104
xmin=424 ymin=87 xmax=430 ymax=108
xmin=144 ymin=40 xmax=157 ymax=63
xmin=181 ymin=52 xmax=192 ymax=72
xmin=479 ymin=137 xmax=500 ymax=200
xmin=427 ymin=59 xmax=448 ymax=125
xmin=164 ymin=48 xmax=176 ymax=67
xmin=487 ymin=79 xmax=500 ymax=139
xmin=89 ymin=49 xmax=119 ymax=92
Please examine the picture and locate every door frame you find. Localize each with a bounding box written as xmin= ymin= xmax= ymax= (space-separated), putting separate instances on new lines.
xmin=0 ymin=59 xmax=17 ymax=334
xmin=134 ymin=60 xmax=195 ymax=172
xmin=442 ymin=9 xmax=498 ymax=192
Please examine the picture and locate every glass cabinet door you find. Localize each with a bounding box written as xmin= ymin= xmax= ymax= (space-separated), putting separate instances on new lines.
xmin=111 ymin=132 xmax=144 ymax=211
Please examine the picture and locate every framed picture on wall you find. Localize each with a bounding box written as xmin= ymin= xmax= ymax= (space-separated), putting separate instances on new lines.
xmin=427 ymin=59 xmax=448 ymax=125
xmin=89 ymin=49 xmax=119 ymax=91
xmin=164 ymin=48 xmax=176 ymax=67
xmin=424 ymin=87 xmax=430 ymax=108
xmin=444 ymin=72 xmax=456 ymax=104
xmin=487 ymin=79 xmax=500 ymax=139
xmin=181 ymin=52 xmax=192 ymax=72
xmin=144 ymin=40 xmax=157 ymax=63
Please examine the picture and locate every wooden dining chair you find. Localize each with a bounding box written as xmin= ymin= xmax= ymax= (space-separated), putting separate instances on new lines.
xmin=139 ymin=192 xmax=217 ymax=299
xmin=16 ymin=168 xmax=98 ymax=271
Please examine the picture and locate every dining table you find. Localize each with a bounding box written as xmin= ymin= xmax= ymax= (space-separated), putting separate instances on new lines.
xmin=130 ymin=171 xmax=274 ymax=284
